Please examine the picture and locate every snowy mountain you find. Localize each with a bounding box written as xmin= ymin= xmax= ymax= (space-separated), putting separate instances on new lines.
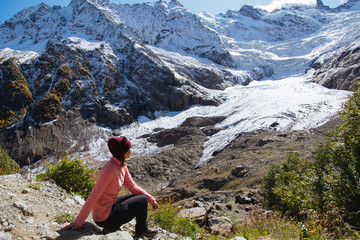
xmin=0 ymin=0 xmax=359 ymax=165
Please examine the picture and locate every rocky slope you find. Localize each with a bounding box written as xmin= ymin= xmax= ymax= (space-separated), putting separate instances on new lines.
xmin=0 ymin=173 xmax=188 ymax=240
xmin=129 ymin=115 xmax=340 ymax=238
xmin=0 ymin=115 xmax=339 ymax=239
xmin=128 ymin=114 xmax=339 ymax=198
xmin=311 ymin=41 xmax=360 ymax=90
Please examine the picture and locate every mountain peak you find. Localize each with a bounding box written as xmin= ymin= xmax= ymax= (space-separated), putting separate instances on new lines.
xmin=8 ymin=3 xmax=51 ymax=23
xmin=69 ymin=0 xmax=111 ymax=8
xmin=239 ymin=5 xmax=264 ymax=20
xmin=69 ymin=0 xmax=88 ymax=8
xmin=169 ymin=0 xmax=184 ymax=8
xmin=316 ymin=0 xmax=331 ymax=10
xmin=316 ymin=0 xmax=324 ymax=7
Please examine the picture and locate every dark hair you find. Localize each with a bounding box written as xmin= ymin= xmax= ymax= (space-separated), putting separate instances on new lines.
xmin=117 ymin=154 xmax=126 ymax=166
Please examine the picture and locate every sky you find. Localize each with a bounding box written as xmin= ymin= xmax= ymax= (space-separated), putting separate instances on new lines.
xmin=0 ymin=0 xmax=346 ymax=23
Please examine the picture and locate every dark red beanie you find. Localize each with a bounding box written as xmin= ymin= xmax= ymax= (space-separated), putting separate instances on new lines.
xmin=108 ymin=136 xmax=132 ymax=159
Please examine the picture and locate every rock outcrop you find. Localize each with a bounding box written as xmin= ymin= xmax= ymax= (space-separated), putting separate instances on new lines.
xmin=0 ymin=173 xmax=182 ymax=240
xmin=311 ymin=42 xmax=360 ymax=91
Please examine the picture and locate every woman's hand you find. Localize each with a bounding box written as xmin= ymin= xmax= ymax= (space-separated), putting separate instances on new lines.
xmin=61 ymin=221 xmax=80 ymax=230
xmin=152 ymin=200 xmax=159 ymax=210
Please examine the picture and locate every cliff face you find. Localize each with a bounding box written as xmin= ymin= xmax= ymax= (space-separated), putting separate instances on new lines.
xmin=311 ymin=42 xmax=360 ymax=90
xmin=0 ymin=0 xmax=233 ymax=130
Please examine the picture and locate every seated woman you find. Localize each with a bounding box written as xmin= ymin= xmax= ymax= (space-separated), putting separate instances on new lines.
xmin=63 ymin=136 xmax=158 ymax=237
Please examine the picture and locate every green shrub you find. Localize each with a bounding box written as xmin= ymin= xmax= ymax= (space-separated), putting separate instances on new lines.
xmin=262 ymin=153 xmax=314 ymax=217
xmin=0 ymin=147 xmax=20 ymax=175
xmin=149 ymin=202 xmax=178 ymax=230
xmin=148 ymin=203 xmax=223 ymax=240
xmin=36 ymin=154 xmax=97 ymax=199
xmin=262 ymin=85 xmax=360 ymax=237
xmin=28 ymin=183 xmax=42 ymax=190
xmin=55 ymin=213 xmax=75 ymax=224
xmin=310 ymin=85 xmax=360 ymax=228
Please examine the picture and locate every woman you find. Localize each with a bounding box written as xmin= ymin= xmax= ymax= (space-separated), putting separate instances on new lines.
xmin=63 ymin=136 xmax=159 ymax=237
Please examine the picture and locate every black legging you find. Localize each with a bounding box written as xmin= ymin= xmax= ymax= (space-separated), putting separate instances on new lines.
xmin=95 ymin=194 xmax=148 ymax=234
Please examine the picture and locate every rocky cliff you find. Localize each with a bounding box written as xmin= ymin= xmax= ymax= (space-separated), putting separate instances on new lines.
xmin=311 ymin=41 xmax=360 ymax=90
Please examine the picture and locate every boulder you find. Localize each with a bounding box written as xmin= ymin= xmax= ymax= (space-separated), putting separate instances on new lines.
xmin=231 ymin=166 xmax=248 ymax=178
xmin=235 ymin=195 xmax=252 ymax=205
xmin=0 ymin=231 xmax=12 ymax=240
xmin=13 ymin=200 xmax=33 ymax=216
xmin=201 ymin=176 xmax=228 ymax=191
xmin=208 ymin=216 xmax=234 ymax=236
xmin=78 ymin=231 xmax=133 ymax=240
xmin=178 ymin=207 xmax=208 ymax=226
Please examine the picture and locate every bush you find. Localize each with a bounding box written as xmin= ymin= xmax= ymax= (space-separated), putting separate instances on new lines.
xmin=55 ymin=213 xmax=75 ymax=224
xmin=148 ymin=202 xmax=178 ymax=230
xmin=28 ymin=183 xmax=42 ymax=190
xmin=262 ymin=85 xmax=360 ymax=237
xmin=262 ymin=153 xmax=314 ymax=217
xmin=36 ymin=154 xmax=97 ymax=199
xmin=311 ymin=88 xmax=360 ymax=227
xmin=148 ymin=203 xmax=223 ymax=240
xmin=0 ymin=147 xmax=20 ymax=175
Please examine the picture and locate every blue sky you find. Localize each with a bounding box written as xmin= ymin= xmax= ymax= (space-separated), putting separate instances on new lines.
xmin=0 ymin=0 xmax=345 ymax=23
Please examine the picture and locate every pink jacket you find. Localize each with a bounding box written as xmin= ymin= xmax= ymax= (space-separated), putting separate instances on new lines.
xmin=74 ymin=157 xmax=155 ymax=226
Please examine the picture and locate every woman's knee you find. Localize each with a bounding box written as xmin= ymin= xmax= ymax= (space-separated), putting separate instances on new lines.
xmin=137 ymin=195 xmax=148 ymax=205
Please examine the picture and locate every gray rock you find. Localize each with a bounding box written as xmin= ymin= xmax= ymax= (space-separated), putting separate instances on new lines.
xmin=79 ymin=231 xmax=133 ymax=240
xmin=101 ymin=231 xmax=133 ymax=240
xmin=178 ymin=207 xmax=208 ymax=225
xmin=42 ymin=230 xmax=60 ymax=240
xmin=21 ymin=189 xmax=30 ymax=194
xmin=208 ymin=216 xmax=234 ymax=236
xmin=57 ymin=222 xmax=101 ymax=239
xmin=231 ymin=166 xmax=248 ymax=178
xmin=235 ymin=195 xmax=252 ymax=205
xmin=0 ymin=231 xmax=12 ymax=240
xmin=312 ymin=42 xmax=360 ymax=91
xmin=230 ymin=237 xmax=247 ymax=240
xmin=13 ymin=199 xmax=33 ymax=216
xmin=201 ymin=176 xmax=228 ymax=191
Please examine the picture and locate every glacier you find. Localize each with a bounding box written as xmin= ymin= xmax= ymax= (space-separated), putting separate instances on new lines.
xmin=116 ymin=75 xmax=350 ymax=165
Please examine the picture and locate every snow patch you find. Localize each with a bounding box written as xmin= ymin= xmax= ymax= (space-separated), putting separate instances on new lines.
xmin=0 ymin=48 xmax=38 ymax=63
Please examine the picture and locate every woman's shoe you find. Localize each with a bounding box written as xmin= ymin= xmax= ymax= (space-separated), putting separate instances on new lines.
xmin=101 ymin=228 xmax=115 ymax=235
xmin=136 ymin=228 xmax=158 ymax=237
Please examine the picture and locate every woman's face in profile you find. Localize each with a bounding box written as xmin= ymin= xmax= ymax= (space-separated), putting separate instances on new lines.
xmin=124 ymin=148 xmax=132 ymax=160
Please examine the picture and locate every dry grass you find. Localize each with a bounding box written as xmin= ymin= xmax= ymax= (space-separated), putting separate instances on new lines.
xmin=235 ymin=210 xmax=301 ymax=240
